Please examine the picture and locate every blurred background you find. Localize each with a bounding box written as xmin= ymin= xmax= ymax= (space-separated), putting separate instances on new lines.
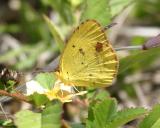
xmin=0 ymin=0 xmax=160 ymax=127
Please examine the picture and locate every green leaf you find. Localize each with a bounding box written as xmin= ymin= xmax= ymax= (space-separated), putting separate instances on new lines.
xmin=87 ymin=89 xmax=110 ymax=100
xmin=28 ymin=93 xmax=49 ymax=107
xmin=110 ymin=0 xmax=134 ymax=18
xmin=15 ymin=43 xmax=47 ymax=70
xmin=0 ymin=24 xmax=20 ymax=33
xmin=0 ymin=46 xmax=29 ymax=63
xmin=139 ymin=104 xmax=160 ymax=128
xmin=15 ymin=110 xmax=41 ymax=128
xmin=2 ymin=119 xmax=15 ymax=127
xmin=81 ymin=0 xmax=111 ymax=26
xmin=86 ymin=98 xmax=117 ymax=128
xmin=15 ymin=102 xmax=62 ymax=128
xmin=41 ymin=0 xmax=74 ymax=24
xmin=94 ymin=99 xmax=117 ymax=128
xmin=107 ymin=107 xmax=147 ymax=128
xmin=151 ymin=118 xmax=160 ymax=128
xmin=42 ymin=102 xmax=62 ymax=128
xmin=20 ymin=1 xmax=50 ymax=43
xmin=0 ymin=43 xmax=48 ymax=70
xmin=87 ymin=98 xmax=147 ymax=128
xmin=43 ymin=15 xmax=65 ymax=52
xmin=119 ymin=47 xmax=160 ymax=74
xmin=35 ymin=72 xmax=56 ymax=90
xmin=70 ymin=0 xmax=84 ymax=7
xmin=70 ymin=123 xmax=85 ymax=128
xmin=94 ymin=90 xmax=110 ymax=100
xmin=28 ymin=73 xmax=57 ymax=106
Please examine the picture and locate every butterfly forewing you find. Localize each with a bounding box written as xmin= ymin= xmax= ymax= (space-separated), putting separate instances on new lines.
xmin=59 ymin=20 xmax=118 ymax=87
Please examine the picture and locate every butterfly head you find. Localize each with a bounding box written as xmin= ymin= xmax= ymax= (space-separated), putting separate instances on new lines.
xmin=55 ymin=71 xmax=73 ymax=86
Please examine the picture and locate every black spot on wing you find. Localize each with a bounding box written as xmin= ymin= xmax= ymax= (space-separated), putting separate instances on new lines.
xmin=89 ymin=74 xmax=92 ymax=76
xmin=72 ymin=45 xmax=76 ymax=48
xmin=79 ymin=48 xmax=85 ymax=55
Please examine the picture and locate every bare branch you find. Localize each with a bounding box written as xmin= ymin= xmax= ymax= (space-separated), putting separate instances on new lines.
xmin=0 ymin=90 xmax=29 ymax=103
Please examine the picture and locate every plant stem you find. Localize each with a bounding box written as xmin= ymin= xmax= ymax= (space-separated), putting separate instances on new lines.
xmin=115 ymin=45 xmax=142 ymax=51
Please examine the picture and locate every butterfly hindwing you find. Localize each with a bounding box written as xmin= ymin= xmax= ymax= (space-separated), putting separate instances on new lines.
xmin=59 ymin=20 xmax=118 ymax=87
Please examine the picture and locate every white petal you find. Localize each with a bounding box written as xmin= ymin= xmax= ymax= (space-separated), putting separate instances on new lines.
xmin=60 ymin=84 xmax=73 ymax=92
xmin=54 ymin=80 xmax=73 ymax=92
xmin=26 ymin=80 xmax=47 ymax=95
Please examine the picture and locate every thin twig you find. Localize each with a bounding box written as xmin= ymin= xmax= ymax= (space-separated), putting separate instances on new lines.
xmin=0 ymin=114 xmax=13 ymax=120
xmin=0 ymin=90 xmax=29 ymax=103
xmin=115 ymin=45 xmax=142 ymax=51
xmin=133 ymin=84 xmax=149 ymax=108
xmin=0 ymin=103 xmax=8 ymax=120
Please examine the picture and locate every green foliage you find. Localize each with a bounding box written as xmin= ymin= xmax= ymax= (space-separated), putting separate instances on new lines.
xmin=119 ymin=47 xmax=160 ymax=74
xmin=15 ymin=102 xmax=62 ymax=128
xmin=118 ymin=47 xmax=160 ymax=99
xmin=70 ymin=123 xmax=85 ymax=128
xmin=28 ymin=73 xmax=56 ymax=106
xmin=86 ymin=98 xmax=147 ymax=128
xmin=81 ymin=0 xmax=111 ymax=26
xmin=0 ymin=79 xmax=16 ymax=92
xmin=20 ymin=1 xmax=50 ymax=43
xmin=139 ymin=104 xmax=160 ymax=128
xmin=131 ymin=36 xmax=146 ymax=46
xmin=135 ymin=0 xmax=160 ymax=25
xmin=81 ymin=0 xmax=134 ymax=26
xmin=0 ymin=119 xmax=15 ymax=128
xmin=106 ymin=107 xmax=147 ymax=128
xmin=35 ymin=72 xmax=56 ymax=90
xmin=0 ymin=1 xmax=56 ymax=70
xmin=87 ymin=89 xmax=110 ymax=101
xmin=43 ymin=15 xmax=65 ymax=52
xmin=0 ymin=43 xmax=51 ymax=70
xmin=110 ymin=0 xmax=134 ymax=18
xmin=1 ymin=0 xmax=160 ymax=128
xmin=28 ymin=93 xmax=49 ymax=107
xmin=86 ymin=98 xmax=117 ymax=128
xmin=15 ymin=110 xmax=41 ymax=128
xmin=0 ymin=24 xmax=20 ymax=33
xmin=94 ymin=90 xmax=110 ymax=100
xmin=0 ymin=0 xmax=136 ymax=70
xmin=42 ymin=102 xmax=62 ymax=128
xmin=41 ymin=0 xmax=74 ymax=24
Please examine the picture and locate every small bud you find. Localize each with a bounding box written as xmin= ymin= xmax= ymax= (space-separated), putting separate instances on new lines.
xmin=0 ymin=68 xmax=23 ymax=85
xmin=143 ymin=34 xmax=160 ymax=50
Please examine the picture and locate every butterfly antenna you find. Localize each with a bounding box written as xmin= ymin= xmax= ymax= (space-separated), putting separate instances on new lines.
xmin=73 ymin=85 xmax=80 ymax=93
xmin=60 ymin=88 xmax=64 ymax=97
xmin=104 ymin=23 xmax=117 ymax=31
xmin=0 ymin=103 xmax=8 ymax=120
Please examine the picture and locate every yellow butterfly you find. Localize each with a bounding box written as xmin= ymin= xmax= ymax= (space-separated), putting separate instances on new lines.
xmin=26 ymin=20 xmax=118 ymax=102
xmin=56 ymin=20 xmax=118 ymax=88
